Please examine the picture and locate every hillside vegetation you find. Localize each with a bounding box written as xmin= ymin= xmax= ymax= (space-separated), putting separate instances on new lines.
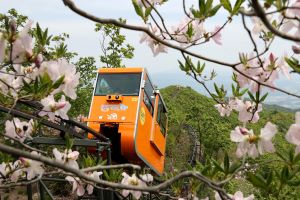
xmin=160 ymin=85 xmax=295 ymax=171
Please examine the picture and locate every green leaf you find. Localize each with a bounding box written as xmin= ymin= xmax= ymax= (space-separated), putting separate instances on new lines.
xmin=231 ymin=84 xmax=236 ymax=96
xmin=191 ymin=8 xmax=201 ymax=18
xmin=247 ymin=173 xmax=267 ymax=188
xmin=266 ymin=170 xmax=273 ymax=186
xmin=293 ymin=153 xmax=300 ymax=164
xmin=132 ymin=0 xmax=144 ymax=18
xmin=208 ymin=4 xmax=222 ymax=17
xmin=178 ymin=60 xmax=187 ymax=72
xmin=276 ymin=151 xmax=288 ymax=162
xmin=280 ymin=166 xmax=290 ymax=183
xmin=214 ymin=83 xmax=221 ymax=96
xmin=255 ymin=91 xmax=260 ymax=101
xmin=247 ymin=91 xmax=256 ymax=102
xmin=212 ymin=159 xmax=224 ymax=173
xmin=239 ymin=88 xmax=248 ymax=96
xmin=220 ymin=0 xmax=232 ymax=13
xmin=145 ymin=7 xmax=152 ymax=19
xmin=22 ymin=79 xmax=32 ymax=93
xmin=40 ymin=72 xmax=52 ymax=85
xmin=52 ymin=75 xmax=65 ymax=89
xmin=36 ymin=23 xmax=42 ymax=40
xmin=186 ymin=23 xmax=194 ymax=39
xmin=199 ymin=0 xmax=206 ymax=14
xmin=228 ymin=162 xmax=241 ymax=174
xmin=232 ymin=0 xmax=244 ymax=15
xmin=223 ymin=152 xmax=229 ymax=174
xmin=205 ymin=0 xmax=214 ymax=12
xmin=288 ymin=179 xmax=300 ymax=186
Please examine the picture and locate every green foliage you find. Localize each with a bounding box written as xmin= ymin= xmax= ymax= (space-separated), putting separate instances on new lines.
xmin=285 ymin=56 xmax=300 ymax=74
xmin=190 ymin=0 xmax=222 ymax=19
xmin=95 ymin=19 xmax=134 ymax=68
xmin=131 ymin=0 xmax=153 ymax=22
xmin=219 ymin=0 xmax=245 ymax=16
xmin=21 ymin=72 xmax=65 ymax=100
xmin=0 ymin=8 xmax=28 ymax=30
xmin=161 ymin=85 xmax=299 ymax=199
xmin=69 ymin=57 xmax=97 ymax=117
xmin=161 ymin=85 xmax=236 ymax=167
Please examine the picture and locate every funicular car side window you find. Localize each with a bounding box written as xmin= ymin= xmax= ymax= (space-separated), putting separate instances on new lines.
xmin=143 ymin=75 xmax=154 ymax=115
xmin=156 ymin=97 xmax=167 ymax=136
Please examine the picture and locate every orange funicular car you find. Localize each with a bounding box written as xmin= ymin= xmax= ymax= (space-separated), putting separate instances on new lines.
xmin=87 ymin=67 xmax=168 ymax=175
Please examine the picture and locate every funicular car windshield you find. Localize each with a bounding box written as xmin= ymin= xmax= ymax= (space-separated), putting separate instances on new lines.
xmin=94 ymin=73 xmax=142 ymax=96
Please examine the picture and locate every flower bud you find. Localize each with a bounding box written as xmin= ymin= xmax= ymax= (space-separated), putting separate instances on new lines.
xmin=292 ymin=45 xmax=300 ymax=54
xmin=35 ymin=54 xmax=43 ymax=68
xmin=55 ymin=102 xmax=66 ymax=110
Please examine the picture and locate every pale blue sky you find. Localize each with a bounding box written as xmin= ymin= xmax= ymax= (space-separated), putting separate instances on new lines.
xmin=1 ymin=0 xmax=299 ymax=108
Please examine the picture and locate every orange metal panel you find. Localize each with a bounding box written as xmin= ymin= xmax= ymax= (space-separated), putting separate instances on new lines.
xmin=134 ymin=89 xmax=166 ymax=175
xmin=87 ymin=95 xmax=139 ymax=159
xmin=98 ymin=67 xmax=143 ymax=73
xmin=150 ymin=122 xmax=166 ymax=156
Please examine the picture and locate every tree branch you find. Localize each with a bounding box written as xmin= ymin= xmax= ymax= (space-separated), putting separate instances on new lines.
xmin=251 ymin=0 xmax=300 ymax=42
xmin=0 ymin=142 xmax=230 ymax=199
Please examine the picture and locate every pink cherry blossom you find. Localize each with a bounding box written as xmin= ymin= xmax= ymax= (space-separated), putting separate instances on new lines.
xmin=171 ymin=17 xmax=205 ymax=45
xmin=231 ymin=127 xmax=259 ymax=158
xmin=0 ymin=162 xmax=21 ymax=183
xmin=251 ymin=16 xmax=270 ymax=34
xmin=236 ymin=100 xmax=262 ymax=123
xmin=140 ymin=173 xmax=153 ymax=183
xmin=39 ymin=58 xmax=80 ymax=99
xmin=235 ymin=53 xmax=284 ymax=93
xmin=5 ymin=118 xmax=34 ymax=143
xmin=11 ymin=20 xmax=33 ymax=63
xmin=278 ymin=54 xmax=291 ymax=79
xmin=39 ymin=95 xmax=71 ymax=121
xmin=211 ymin=26 xmax=222 ymax=45
xmin=231 ymin=122 xmax=277 ymax=158
xmin=214 ymin=103 xmax=232 ymax=117
xmin=258 ymin=122 xmax=277 ymax=154
xmin=235 ymin=54 xmax=262 ymax=88
xmin=53 ymin=148 xmax=79 ymax=169
xmin=286 ymin=112 xmax=300 ymax=154
xmin=86 ymin=171 xmax=103 ymax=194
xmin=20 ymin=152 xmax=44 ymax=180
xmin=121 ymin=172 xmax=147 ymax=199
xmin=281 ymin=1 xmax=300 ymax=33
xmin=2 ymin=161 xmax=24 ymax=182
xmin=140 ymin=25 xmax=167 ymax=56
xmin=65 ymin=176 xmax=85 ymax=196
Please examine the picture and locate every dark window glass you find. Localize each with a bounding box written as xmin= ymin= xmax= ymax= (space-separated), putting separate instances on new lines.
xmin=143 ymin=76 xmax=154 ymax=115
xmin=94 ymin=73 xmax=141 ymax=96
xmin=156 ymin=97 xmax=167 ymax=136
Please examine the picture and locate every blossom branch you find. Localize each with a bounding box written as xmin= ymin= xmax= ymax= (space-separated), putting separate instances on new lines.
xmin=0 ymin=175 xmax=42 ymax=189
xmin=62 ymin=0 xmax=300 ymax=100
xmin=251 ymin=0 xmax=300 ymax=42
xmin=4 ymin=134 xmax=47 ymax=155
xmin=82 ymin=163 xmax=141 ymax=172
xmin=0 ymin=142 xmax=230 ymax=198
xmin=62 ymin=0 xmax=235 ymax=67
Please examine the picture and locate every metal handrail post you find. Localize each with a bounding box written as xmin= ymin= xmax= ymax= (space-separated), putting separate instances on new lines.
xmin=27 ymin=184 xmax=33 ymax=200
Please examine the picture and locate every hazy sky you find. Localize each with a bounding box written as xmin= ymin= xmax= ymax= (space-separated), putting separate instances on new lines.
xmin=1 ymin=0 xmax=300 ymax=108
